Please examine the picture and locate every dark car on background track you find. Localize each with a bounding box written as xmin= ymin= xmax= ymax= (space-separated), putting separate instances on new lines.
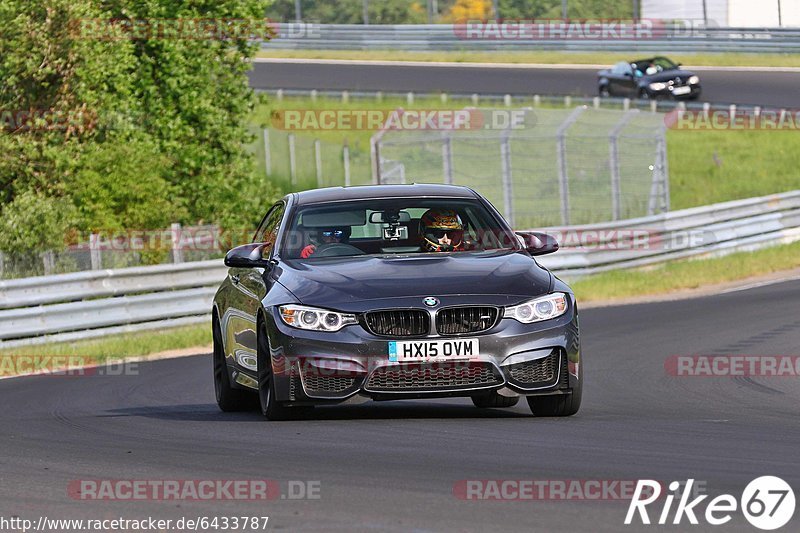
xmin=598 ymin=56 xmax=701 ymax=100
xmin=212 ymin=184 xmax=582 ymax=420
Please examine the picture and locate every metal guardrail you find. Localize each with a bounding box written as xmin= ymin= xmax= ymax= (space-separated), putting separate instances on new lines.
xmin=263 ymin=24 xmax=800 ymax=53
xmin=0 ymin=191 xmax=798 ymax=347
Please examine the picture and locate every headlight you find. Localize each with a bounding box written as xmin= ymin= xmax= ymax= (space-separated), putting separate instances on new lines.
xmin=279 ymin=305 xmax=358 ymax=332
xmin=649 ymin=82 xmax=667 ymax=91
xmin=688 ymin=75 xmax=700 ymax=85
xmin=503 ymin=293 xmax=568 ymax=324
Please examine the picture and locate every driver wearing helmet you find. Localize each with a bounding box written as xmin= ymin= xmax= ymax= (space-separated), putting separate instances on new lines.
xmin=300 ymin=227 xmax=350 ymax=258
xmin=420 ymin=209 xmax=465 ymax=252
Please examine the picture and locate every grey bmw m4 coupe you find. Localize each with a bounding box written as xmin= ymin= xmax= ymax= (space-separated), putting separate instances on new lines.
xmin=212 ymin=184 xmax=582 ymax=420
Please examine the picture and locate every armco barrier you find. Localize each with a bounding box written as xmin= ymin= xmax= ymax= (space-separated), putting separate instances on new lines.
xmin=262 ymin=24 xmax=800 ymax=53
xmin=0 ymin=191 xmax=798 ymax=347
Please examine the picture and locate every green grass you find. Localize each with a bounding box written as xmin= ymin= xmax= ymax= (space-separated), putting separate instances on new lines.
xmin=571 ymin=240 xmax=800 ymax=302
xmin=667 ymin=130 xmax=800 ymax=210
xmin=256 ymin=49 xmax=800 ymax=68
xmin=0 ymin=322 xmax=211 ymax=369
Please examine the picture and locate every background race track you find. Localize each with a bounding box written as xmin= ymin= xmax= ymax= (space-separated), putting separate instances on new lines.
xmin=248 ymin=59 xmax=800 ymax=109
xmin=2 ymin=279 xmax=799 ymax=531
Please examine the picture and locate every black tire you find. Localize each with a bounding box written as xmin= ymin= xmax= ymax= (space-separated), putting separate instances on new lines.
xmin=526 ymin=379 xmax=582 ymax=417
xmin=256 ymin=318 xmax=309 ymax=421
xmin=213 ymin=316 xmax=255 ymax=412
xmin=471 ymin=391 xmax=520 ymax=408
xmin=637 ymin=89 xmax=650 ymax=100
xmin=598 ymin=85 xmax=610 ymax=97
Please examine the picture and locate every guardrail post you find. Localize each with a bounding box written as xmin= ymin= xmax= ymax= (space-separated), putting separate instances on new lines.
xmin=471 ymin=94 xmax=479 ymax=105
xmin=406 ymin=92 xmax=414 ymax=105
xmin=343 ymin=139 xmax=351 ymax=187
xmin=648 ymin=134 xmax=670 ymax=215
xmin=442 ymin=132 xmax=454 ymax=185
xmin=609 ymin=110 xmax=639 ymax=221
xmin=504 ymin=94 xmax=512 ymax=107
xmin=533 ymin=95 xmax=541 ymax=107
xmin=650 ymin=100 xmax=658 ymax=113
xmin=370 ymin=136 xmax=380 ymax=184
xmin=564 ymin=95 xmax=571 ymax=107
xmin=89 ymin=233 xmax=102 ymax=270
xmin=263 ymin=129 xmax=272 ymax=176
xmin=440 ymin=93 xmax=448 ymax=104
xmin=623 ymin=98 xmax=630 ymax=111
xmin=500 ymin=130 xmax=514 ymax=227
xmin=314 ymin=139 xmax=323 ymax=187
xmin=171 ymin=223 xmax=184 ymax=263
xmin=288 ymin=133 xmax=297 ymax=187
xmin=276 ymin=89 xmax=283 ymax=102
xmin=310 ymin=89 xmax=318 ymax=103
xmin=42 ymin=251 xmax=55 ymax=276
xmin=592 ymin=96 xmax=600 ymax=109
xmin=342 ymin=90 xmax=349 ymax=104
xmin=556 ymin=106 xmax=586 ymax=225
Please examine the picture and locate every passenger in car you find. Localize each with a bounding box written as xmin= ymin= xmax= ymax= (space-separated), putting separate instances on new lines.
xmin=300 ymin=227 xmax=351 ymax=258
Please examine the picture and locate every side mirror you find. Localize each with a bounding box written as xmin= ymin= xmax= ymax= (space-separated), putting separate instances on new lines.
xmin=516 ymin=232 xmax=559 ymax=256
xmin=224 ymin=242 xmax=271 ymax=268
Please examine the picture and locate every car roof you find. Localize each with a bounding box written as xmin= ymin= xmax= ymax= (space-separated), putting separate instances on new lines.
xmin=292 ymin=183 xmax=478 ymax=205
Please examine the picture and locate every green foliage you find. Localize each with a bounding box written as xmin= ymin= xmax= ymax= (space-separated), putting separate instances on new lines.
xmin=497 ymin=0 xmax=634 ymax=18
xmin=0 ymin=189 xmax=77 ymax=254
xmin=265 ymin=0 xmax=634 ymax=22
xmin=0 ymin=0 xmax=280 ymax=256
xmin=267 ymin=0 xmax=427 ymax=24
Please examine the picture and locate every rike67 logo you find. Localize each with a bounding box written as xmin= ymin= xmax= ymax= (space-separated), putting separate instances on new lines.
xmin=626 ymin=477 xmax=795 ymax=530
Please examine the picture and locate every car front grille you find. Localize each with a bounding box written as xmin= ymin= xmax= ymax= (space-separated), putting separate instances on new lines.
xmin=366 ymin=362 xmax=502 ymax=392
xmin=365 ymin=310 xmax=429 ymax=337
xmin=436 ymin=306 xmax=498 ymax=335
xmin=507 ymin=351 xmax=560 ymax=386
xmin=301 ymin=369 xmax=356 ymax=396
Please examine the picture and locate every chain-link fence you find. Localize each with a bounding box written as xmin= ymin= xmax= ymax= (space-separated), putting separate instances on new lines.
xmin=374 ymin=106 xmax=669 ymax=228
xmin=248 ymin=125 xmax=374 ymax=192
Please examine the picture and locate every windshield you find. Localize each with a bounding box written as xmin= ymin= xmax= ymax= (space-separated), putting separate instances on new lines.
xmin=633 ymin=57 xmax=679 ymax=75
xmin=282 ymin=198 xmax=519 ymax=260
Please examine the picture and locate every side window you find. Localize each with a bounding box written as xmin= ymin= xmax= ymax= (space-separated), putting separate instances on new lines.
xmin=253 ymin=202 xmax=285 ymax=245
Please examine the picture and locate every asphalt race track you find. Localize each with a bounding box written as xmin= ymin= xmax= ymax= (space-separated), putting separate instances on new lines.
xmin=2 ymin=279 xmax=799 ymax=531
xmin=248 ymin=60 xmax=800 ymax=109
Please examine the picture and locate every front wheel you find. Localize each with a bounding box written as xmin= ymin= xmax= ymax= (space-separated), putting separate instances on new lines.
xmin=526 ymin=380 xmax=582 ymax=417
xmin=257 ymin=319 xmax=310 ymax=421
xmin=598 ymin=85 xmax=610 ymax=97
xmin=213 ymin=316 xmax=256 ymax=412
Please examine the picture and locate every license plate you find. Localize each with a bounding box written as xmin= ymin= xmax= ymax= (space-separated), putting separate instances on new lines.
xmin=388 ymin=338 xmax=479 ymax=362
xmin=672 ymin=86 xmax=691 ymax=95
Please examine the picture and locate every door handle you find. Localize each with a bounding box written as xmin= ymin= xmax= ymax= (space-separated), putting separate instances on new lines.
xmin=230 ymin=274 xmax=240 ymax=284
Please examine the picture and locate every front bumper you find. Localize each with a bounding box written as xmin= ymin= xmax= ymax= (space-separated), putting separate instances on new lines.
xmin=647 ymin=84 xmax=701 ymax=100
xmin=261 ymin=301 xmax=581 ymax=405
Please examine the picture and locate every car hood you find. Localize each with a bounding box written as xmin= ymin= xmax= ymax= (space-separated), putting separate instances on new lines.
xmin=642 ymin=69 xmax=695 ymax=83
xmin=275 ymin=251 xmax=553 ymax=312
